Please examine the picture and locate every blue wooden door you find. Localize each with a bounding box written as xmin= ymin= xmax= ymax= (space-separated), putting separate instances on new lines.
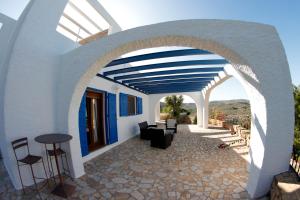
xmin=78 ymin=92 xmax=89 ymax=156
xmin=106 ymin=93 xmax=118 ymax=144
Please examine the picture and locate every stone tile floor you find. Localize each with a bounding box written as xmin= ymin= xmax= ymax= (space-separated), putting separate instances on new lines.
xmin=0 ymin=125 xmax=252 ymax=199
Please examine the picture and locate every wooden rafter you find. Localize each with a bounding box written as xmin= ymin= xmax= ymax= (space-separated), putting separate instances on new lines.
xmin=79 ymin=29 xmax=108 ymax=45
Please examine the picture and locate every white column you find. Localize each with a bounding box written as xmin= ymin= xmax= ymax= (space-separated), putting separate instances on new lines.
xmin=196 ymin=105 xmax=202 ymax=127
xmin=194 ymin=92 xmax=204 ymax=127
xmin=155 ymin=101 xmax=160 ymax=123
xmin=202 ymin=90 xmax=210 ymax=129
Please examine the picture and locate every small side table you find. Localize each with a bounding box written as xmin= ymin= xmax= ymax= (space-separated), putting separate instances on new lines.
xmin=35 ymin=133 xmax=75 ymax=198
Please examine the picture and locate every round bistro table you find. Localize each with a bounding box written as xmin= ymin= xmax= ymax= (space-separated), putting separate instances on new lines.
xmin=35 ymin=133 xmax=75 ymax=198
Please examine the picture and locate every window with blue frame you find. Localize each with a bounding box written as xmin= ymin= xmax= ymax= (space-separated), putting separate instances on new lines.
xmin=128 ymin=95 xmax=136 ymax=115
xmin=119 ymin=93 xmax=143 ymax=116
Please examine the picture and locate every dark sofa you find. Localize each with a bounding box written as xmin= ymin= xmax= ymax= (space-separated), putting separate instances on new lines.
xmin=150 ymin=129 xmax=173 ymax=149
xmin=138 ymin=121 xmax=157 ymax=140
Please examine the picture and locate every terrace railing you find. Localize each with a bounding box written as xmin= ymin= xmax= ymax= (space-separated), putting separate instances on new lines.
xmin=290 ymin=145 xmax=300 ymax=178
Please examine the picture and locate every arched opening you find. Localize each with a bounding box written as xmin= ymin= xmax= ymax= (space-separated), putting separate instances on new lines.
xmin=73 ymin=50 xmax=254 ymax=199
xmin=208 ymin=75 xmax=252 ymax=158
xmin=209 ymin=77 xmax=250 ymax=126
xmin=57 ymin=21 xmax=294 ymax=198
xmin=157 ymin=95 xmax=198 ymax=125
xmin=64 ymin=45 xmax=258 ymax=198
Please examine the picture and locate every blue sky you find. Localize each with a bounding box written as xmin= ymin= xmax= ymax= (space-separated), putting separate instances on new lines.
xmin=100 ymin=0 xmax=300 ymax=101
xmin=1 ymin=0 xmax=299 ymax=102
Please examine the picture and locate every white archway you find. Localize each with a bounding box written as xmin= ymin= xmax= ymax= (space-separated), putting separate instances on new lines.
xmin=201 ymin=64 xmax=260 ymax=130
xmin=57 ymin=21 xmax=294 ymax=198
xmin=1 ymin=2 xmax=293 ymax=196
xmin=148 ymin=92 xmax=203 ymax=126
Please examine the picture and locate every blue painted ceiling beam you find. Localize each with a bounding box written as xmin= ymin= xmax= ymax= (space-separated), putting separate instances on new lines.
xmin=114 ymin=67 xmax=224 ymax=80
xmin=122 ymin=73 xmax=218 ymax=84
xmin=139 ymin=86 xmax=205 ymax=92
xmin=128 ymin=78 xmax=213 ymax=86
xmin=130 ymin=79 xmax=212 ymax=87
xmin=144 ymin=86 xmax=204 ymax=93
xmin=96 ymin=74 xmax=147 ymax=94
xmin=137 ymin=83 xmax=206 ymax=90
xmin=147 ymin=88 xmax=203 ymax=94
xmin=140 ymin=87 xmax=205 ymax=92
xmin=105 ymin=49 xmax=213 ymax=67
xmin=103 ymin=59 xmax=228 ymax=76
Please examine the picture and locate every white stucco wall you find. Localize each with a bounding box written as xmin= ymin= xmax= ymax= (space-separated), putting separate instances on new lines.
xmin=0 ymin=13 xmax=17 ymax=182
xmin=82 ymin=76 xmax=149 ymax=162
xmin=1 ymin=0 xmax=77 ymax=188
xmin=0 ymin=0 xmax=122 ymax=189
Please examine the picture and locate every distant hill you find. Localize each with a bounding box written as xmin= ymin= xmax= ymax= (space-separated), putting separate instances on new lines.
xmin=160 ymin=99 xmax=251 ymax=126
xmin=160 ymin=102 xmax=196 ymax=117
xmin=160 ymin=102 xmax=196 ymax=110
xmin=210 ymin=99 xmax=249 ymax=104
xmin=209 ymin=99 xmax=250 ymax=116
xmin=209 ymin=99 xmax=250 ymax=127
xmin=160 ymin=99 xmax=249 ymax=113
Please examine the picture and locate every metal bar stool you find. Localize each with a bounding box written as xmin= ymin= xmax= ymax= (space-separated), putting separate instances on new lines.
xmin=11 ymin=137 xmax=49 ymax=194
xmin=45 ymin=144 xmax=72 ymax=184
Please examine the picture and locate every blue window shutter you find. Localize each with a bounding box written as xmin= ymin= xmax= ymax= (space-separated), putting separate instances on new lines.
xmin=119 ymin=93 xmax=128 ymax=116
xmin=136 ymin=97 xmax=143 ymax=115
xmin=136 ymin=97 xmax=139 ymax=115
xmin=104 ymin=92 xmax=109 ymax=145
xmin=78 ymin=92 xmax=89 ymax=157
xmin=107 ymin=93 xmax=118 ymax=144
xmin=139 ymin=97 xmax=143 ymax=114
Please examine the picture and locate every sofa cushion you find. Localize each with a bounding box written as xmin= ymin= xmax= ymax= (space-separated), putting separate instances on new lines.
xmin=164 ymin=129 xmax=174 ymax=135
xmin=167 ymin=119 xmax=176 ymax=127
xmin=138 ymin=121 xmax=148 ymax=130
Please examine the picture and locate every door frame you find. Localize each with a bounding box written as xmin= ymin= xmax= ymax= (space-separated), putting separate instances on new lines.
xmin=86 ymin=88 xmax=107 ymax=152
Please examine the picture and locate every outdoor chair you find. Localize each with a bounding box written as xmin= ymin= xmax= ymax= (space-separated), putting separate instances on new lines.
xmin=166 ymin=119 xmax=177 ymax=133
xmin=45 ymin=145 xmax=72 ymax=184
xmin=150 ymin=129 xmax=173 ymax=149
xmin=138 ymin=121 xmax=158 ymax=140
xmin=11 ymin=137 xmax=49 ymax=195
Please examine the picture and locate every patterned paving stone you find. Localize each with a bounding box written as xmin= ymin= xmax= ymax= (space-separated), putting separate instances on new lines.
xmin=0 ymin=125 xmax=251 ymax=199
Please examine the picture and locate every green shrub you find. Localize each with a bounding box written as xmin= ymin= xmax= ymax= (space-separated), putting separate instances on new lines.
xmin=294 ymin=138 xmax=300 ymax=151
xmin=164 ymin=95 xmax=184 ymax=118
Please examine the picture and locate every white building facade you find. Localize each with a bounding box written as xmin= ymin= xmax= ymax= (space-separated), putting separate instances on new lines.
xmin=0 ymin=0 xmax=294 ymax=198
